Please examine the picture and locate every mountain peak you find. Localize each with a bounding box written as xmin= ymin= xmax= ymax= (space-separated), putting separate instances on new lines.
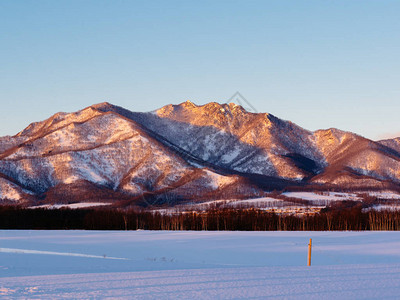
xmin=89 ymin=102 xmax=116 ymax=111
xmin=183 ymin=100 xmax=196 ymax=106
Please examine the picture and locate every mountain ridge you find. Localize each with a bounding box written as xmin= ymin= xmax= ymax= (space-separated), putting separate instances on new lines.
xmin=1 ymin=101 xmax=400 ymax=207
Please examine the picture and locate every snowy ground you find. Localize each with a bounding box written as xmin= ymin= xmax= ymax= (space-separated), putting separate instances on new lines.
xmin=282 ymin=191 xmax=360 ymax=201
xmin=2 ymin=231 xmax=400 ymax=299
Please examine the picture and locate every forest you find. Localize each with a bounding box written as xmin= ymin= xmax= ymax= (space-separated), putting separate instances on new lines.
xmin=1 ymin=204 xmax=400 ymax=231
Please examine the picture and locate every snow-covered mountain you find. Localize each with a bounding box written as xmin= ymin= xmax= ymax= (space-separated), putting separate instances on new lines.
xmin=1 ymin=101 xmax=399 ymax=206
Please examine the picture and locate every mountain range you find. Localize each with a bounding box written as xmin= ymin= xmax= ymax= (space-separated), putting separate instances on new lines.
xmin=1 ymin=101 xmax=400 ymax=207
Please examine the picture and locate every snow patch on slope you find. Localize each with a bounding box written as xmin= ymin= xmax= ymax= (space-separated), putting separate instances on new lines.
xmin=203 ymin=170 xmax=236 ymax=189
xmin=0 ymin=178 xmax=32 ymax=201
xmin=31 ymin=202 xmax=112 ymax=209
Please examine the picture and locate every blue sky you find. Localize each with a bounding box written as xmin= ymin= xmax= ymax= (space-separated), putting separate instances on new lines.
xmin=1 ymin=0 xmax=399 ymax=140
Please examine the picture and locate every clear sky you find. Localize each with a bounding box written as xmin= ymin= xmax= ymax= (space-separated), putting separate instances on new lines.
xmin=1 ymin=0 xmax=399 ymax=140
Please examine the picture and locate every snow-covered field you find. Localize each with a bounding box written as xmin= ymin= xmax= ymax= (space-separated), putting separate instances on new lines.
xmin=2 ymin=231 xmax=400 ymax=299
xmin=282 ymin=191 xmax=360 ymax=201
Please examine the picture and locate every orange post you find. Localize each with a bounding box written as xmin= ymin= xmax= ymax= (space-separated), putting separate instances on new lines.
xmin=307 ymin=238 xmax=312 ymax=266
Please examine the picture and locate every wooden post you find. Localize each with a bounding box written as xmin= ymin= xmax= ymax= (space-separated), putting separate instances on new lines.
xmin=307 ymin=238 xmax=312 ymax=266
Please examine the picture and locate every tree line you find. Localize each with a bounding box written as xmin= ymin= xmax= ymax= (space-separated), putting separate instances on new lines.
xmin=1 ymin=205 xmax=400 ymax=231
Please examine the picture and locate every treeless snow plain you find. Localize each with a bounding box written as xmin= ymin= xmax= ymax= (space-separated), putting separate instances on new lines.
xmin=1 ymin=231 xmax=400 ymax=299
